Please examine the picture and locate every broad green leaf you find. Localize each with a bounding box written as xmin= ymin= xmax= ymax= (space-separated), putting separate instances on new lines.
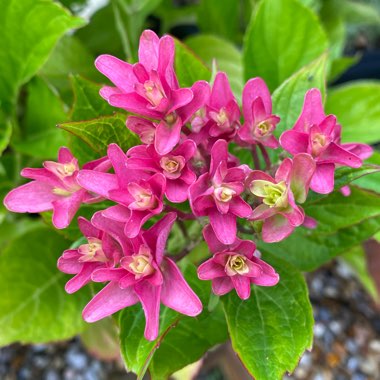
xmin=0 ymin=0 xmax=85 ymax=113
xmin=174 ymin=40 xmax=211 ymax=88
xmin=75 ymin=4 xmax=124 ymax=57
xmin=328 ymin=55 xmax=360 ymax=82
xmin=354 ymin=152 xmax=380 ymax=193
xmin=340 ymin=245 xmax=378 ymax=301
xmin=0 ymin=227 xmax=90 ymax=346
xmin=325 ymin=81 xmax=380 ymax=144
xmin=259 ymin=187 xmax=380 ymax=271
xmin=112 ymin=0 xmax=163 ymax=61
xmin=272 ymin=54 xmax=328 ymax=137
xmin=70 ymin=75 xmax=115 ymax=121
xmin=40 ymin=35 xmax=102 ymax=105
xmin=59 ymin=113 xmax=139 ymax=156
xmin=222 ymin=254 xmax=313 ymax=380
xmin=243 ymin=0 xmax=328 ymax=92
xmin=119 ymin=262 xmax=228 ymax=379
xmin=197 ymin=0 xmax=240 ymax=43
xmin=186 ymin=34 xmax=243 ymax=102
xmin=12 ymin=77 xmax=68 ymax=159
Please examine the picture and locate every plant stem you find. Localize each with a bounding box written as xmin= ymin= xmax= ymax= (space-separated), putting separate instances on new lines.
xmin=258 ymin=143 xmax=271 ymax=170
xmin=164 ymin=205 xmax=197 ymax=220
xmin=251 ymin=145 xmax=261 ymax=170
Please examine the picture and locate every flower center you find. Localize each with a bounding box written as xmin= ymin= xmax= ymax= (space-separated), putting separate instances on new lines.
xmin=78 ymin=238 xmax=108 ymax=263
xmin=143 ymin=80 xmax=165 ymax=106
xmin=135 ymin=191 xmax=155 ymax=209
xmin=226 ymin=254 xmax=249 ymax=276
xmin=250 ymin=180 xmax=287 ymax=208
xmin=214 ymin=186 xmax=236 ymax=203
xmin=165 ymin=112 xmax=177 ymax=126
xmin=311 ymin=133 xmax=327 ymax=156
xmin=128 ymin=246 xmax=155 ymax=279
xmin=256 ymin=121 xmax=270 ymax=136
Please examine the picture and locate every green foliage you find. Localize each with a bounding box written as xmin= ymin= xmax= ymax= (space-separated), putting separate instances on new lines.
xmin=0 ymin=226 xmax=90 ymax=346
xmin=186 ymin=34 xmax=243 ymax=101
xmin=243 ymin=0 xmax=328 ymax=92
xmin=325 ymin=81 xmax=380 ymax=144
xmin=0 ymin=0 xmax=85 ymax=114
xmin=259 ymin=187 xmax=380 ymax=271
xmin=12 ymin=77 xmax=68 ymax=159
xmin=222 ymin=254 xmax=313 ymax=380
xmin=272 ymin=54 xmax=328 ymax=137
xmin=174 ymin=40 xmax=211 ymax=87
xmin=119 ymin=261 xmax=228 ymax=379
xmin=197 ymin=0 xmax=241 ymax=43
xmin=60 ymin=113 xmax=139 ymax=156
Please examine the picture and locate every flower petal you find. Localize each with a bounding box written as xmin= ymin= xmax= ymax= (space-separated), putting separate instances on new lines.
xmin=310 ymin=163 xmax=335 ymax=194
xmin=209 ymin=210 xmax=236 ymax=245
xmin=262 ymin=214 xmax=294 ymax=243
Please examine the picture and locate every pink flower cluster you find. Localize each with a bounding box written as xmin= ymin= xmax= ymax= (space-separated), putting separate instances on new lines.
xmin=4 ymin=30 xmax=372 ymax=340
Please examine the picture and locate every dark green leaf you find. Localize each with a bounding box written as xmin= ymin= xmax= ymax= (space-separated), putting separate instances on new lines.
xmin=222 ymin=254 xmax=313 ymax=380
xmin=243 ymin=0 xmax=328 ymax=92
xmin=174 ymin=40 xmax=211 ymax=88
xmin=186 ymin=34 xmax=243 ymax=101
xmin=328 ymin=55 xmax=360 ymax=82
xmin=0 ymin=0 xmax=85 ymax=113
xmin=0 ymin=113 xmax=12 ymax=156
xmin=70 ymin=75 xmax=116 ymax=121
xmin=197 ymin=0 xmax=241 ymax=43
xmin=59 ymin=113 xmax=139 ymax=156
xmin=0 ymin=226 xmax=90 ymax=346
xmin=325 ymin=81 xmax=380 ymax=144
xmin=259 ymin=187 xmax=380 ymax=271
xmin=354 ymin=152 xmax=380 ymax=193
xmin=12 ymin=77 xmax=68 ymax=159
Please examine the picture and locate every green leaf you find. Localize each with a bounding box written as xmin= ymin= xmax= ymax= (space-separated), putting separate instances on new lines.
xmin=340 ymin=0 xmax=380 ymax=25
xmin=222 ymin=254 xmax=313 ymax=380
xmin=340 ymin=245 xmax=379 ymax=301
xmin=174 ymin=40 xmax=211 ymax=88
xmin=59 ymin=113 xmax=139 ymax=156
xmin=12 ymin=77 xmax=68 ymax=159
xmin=243 ymin=0 xmax=328 ymax=92
xmin=259 ymin=187 xmax=380 ymax=271
xmin=0 ymin=0 xmax=85 ymax=113
xmin=119 ymin=261 xmax=228 ymax=379
xmin=354 ymin=152 xmax=380 ymax=193
xmin=272 ymin=54 xmax=328 ymax=137
xmin=197 ymin=0 xmax=240 ymax=43
xmin=70 ymin=75 xmax=116 ymax=121
xmin=185 ymin=34 xmax=243 ymax=102
xmin=112 ymin=0 xmax=163 ymax=61
xmin=40 ymin=35 xmax=102 ymax=105
xmin=0 ymin=226 xmax=90 ymax=346
xmin=325 ymin=81 xmax=380 ymax=144
xmin=0 ymin=113 xmax=12 ymax=156
xmin=328 ymin=55 xmax=360 ymax=82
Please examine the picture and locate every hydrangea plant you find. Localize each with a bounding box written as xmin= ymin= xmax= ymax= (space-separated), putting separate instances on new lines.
xmin=1 ymin=0 xmax=380 ymax=379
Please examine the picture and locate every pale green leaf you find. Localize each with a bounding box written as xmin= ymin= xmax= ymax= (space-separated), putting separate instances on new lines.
xmin=325 ymin=81 xmax=380 ymax=144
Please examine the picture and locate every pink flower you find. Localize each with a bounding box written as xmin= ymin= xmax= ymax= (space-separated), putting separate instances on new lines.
xmin=57 ymin=217 xmax=122 ymax=293
xmin=82 ymin=213 xmax=202 ymax=341
xmin=238 ymin=78 xmax=280 ymax=148
xmin=280 ymin=89 xmax=371 ymax=194
xmin=247 ymin=153 xmax=316 ymax=242
xmin=95 ymin=30 xmax=210 ymax=155
xmin=3 ymin=147 xmax=109 ymax=229
xmin=126 ymin=139 xmax=197 ymax=202
xmin=189 ymin=139 xmax=251 ymax=245
xmin=198 ymin=225 xmax=279 ymax=299
xmin=77 ymin=144 xmax=165 ymax=238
